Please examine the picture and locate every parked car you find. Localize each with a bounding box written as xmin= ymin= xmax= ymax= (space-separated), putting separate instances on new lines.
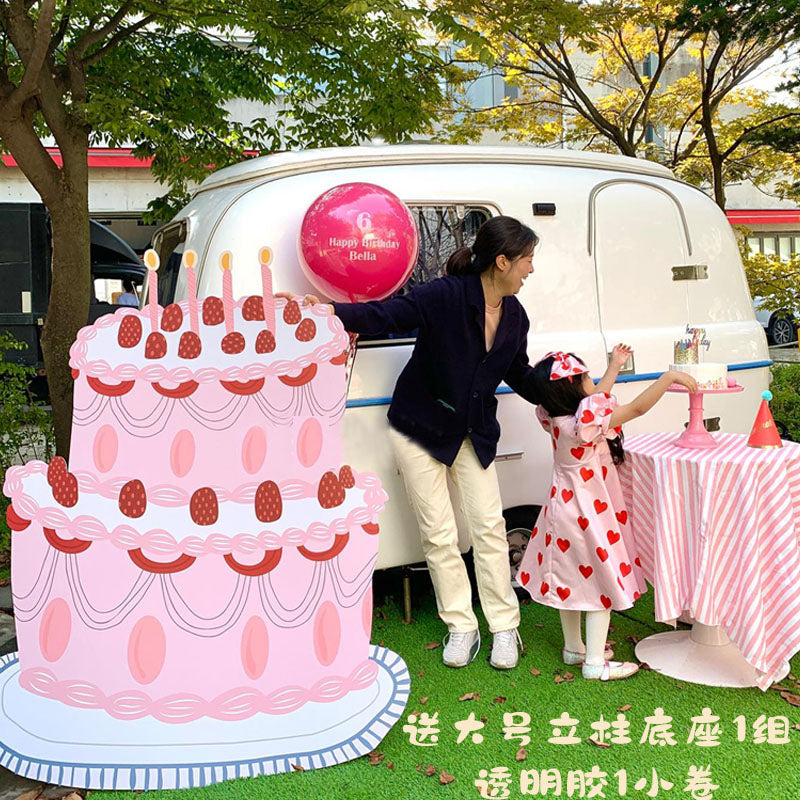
xmin=0 ymin=202 xmax=145 ymax=370
xmin=753 ymin=296 xmax=797 ymax=345
xmin=152 ymin=144 xmax=771 ymax=572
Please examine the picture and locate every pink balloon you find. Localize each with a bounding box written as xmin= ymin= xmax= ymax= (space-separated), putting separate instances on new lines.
xmin=299 ymin=182 xmax=419 ymax=302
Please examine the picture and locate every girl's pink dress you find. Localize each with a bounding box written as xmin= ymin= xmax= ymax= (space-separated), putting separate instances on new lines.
xmin=517 ymin=393 xmax=647 ymax=611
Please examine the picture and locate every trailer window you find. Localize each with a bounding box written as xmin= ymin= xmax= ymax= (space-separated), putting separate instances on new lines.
xmin=358 ymin=205 xmax=492 ymax=344
xmin=150 ymin=220 xmax=187 ymax=305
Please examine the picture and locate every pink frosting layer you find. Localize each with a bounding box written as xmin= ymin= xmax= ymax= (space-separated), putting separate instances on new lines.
xmin=69 ymin=299 xmax=349 ymax=383
xmin=20 ymin=660 xmax=378 ymax=723
xmin=4 ymin=462 xmax=387 ymax=558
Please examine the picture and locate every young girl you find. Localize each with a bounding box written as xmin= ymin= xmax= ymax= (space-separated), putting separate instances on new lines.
xmin=516 ymin=347 xmax=698 ymax=681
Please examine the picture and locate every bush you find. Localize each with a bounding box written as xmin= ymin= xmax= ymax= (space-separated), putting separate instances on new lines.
xmin=769 ymin=364 xmax=800 ymax=442
xmin=0 ymin=333 xmax=55 ymax=582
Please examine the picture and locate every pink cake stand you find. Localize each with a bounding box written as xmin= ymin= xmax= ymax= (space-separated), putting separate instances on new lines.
xmin=668 ymin=382 xmax=743 ymax=448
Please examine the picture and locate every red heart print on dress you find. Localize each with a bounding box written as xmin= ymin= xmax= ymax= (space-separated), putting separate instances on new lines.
xmin=570 ymin=447 xmax=585 ymax=460
xmin=554 ymin=427 xmax=560 ymax=439
xmin=532 ymin=526 xmax=538 ymax=538
xmin=545 ymin=533 xmax=552 ymax=546
xmin=550 ymin=486 xmax=557 ymax=498
xmin=561 ymin=489 xmax=574 ymax=503
xmin=594 ymin=499 xmax=608 ymax=514
xmin=580 ymin=468 xmax=594 ymax=482
xmin=601 ymin=594 xmax=612 ymax=609
xmin=581 ymin=409 xmax=595 ymax=423
xmin=537 ymin=552 xmax=543 ymax=565
xmin=616 ymin=510 xmax=628 ymax=525
xmin=634 ymin=591 xmax=641 ymax=600
xmin=519 ymin=572 xmax=530 ymax=586
xmin=556 ymin=538 xmax=570 ymax=553
xmin=596 ymin=547 xmax=608 ymax=562
xmin=602 ymin=466 xmax=608 ymax=480
xmin=579 ymin=564 xmax=593 ymax=579
xmin=635 ymin=557 xmax=642 ymax=567
xmin=540 ymin=582 xmax=550 ymax=596
xmin=602 ymin=407 xmax=613 ymax=416
xmin=620 ymin=562 xmax=632 ymax=577
xmin=557 ymin=586 xmax=571 ymax=601
xmin=607 ymin=530 xmax=620 ymax=545
xmin=578 ymin=517 xmax=589 ymax=531
xmin=617 ymin=577 xmax=624 ymax=590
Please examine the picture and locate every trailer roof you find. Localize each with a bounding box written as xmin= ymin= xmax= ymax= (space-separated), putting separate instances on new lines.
xmin=194 ymin=144 xmax=675 ymax=195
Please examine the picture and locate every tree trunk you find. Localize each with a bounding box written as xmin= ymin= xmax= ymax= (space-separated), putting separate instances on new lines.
xmin=41 ymin=164 xmax=90 ymax=459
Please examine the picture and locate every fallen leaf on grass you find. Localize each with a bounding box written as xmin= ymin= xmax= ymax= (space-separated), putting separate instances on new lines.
xmin=516 ymin=746 xmax=527 ymax=761
xmin=606 ymin=640 xmax=617 ymax=647
xmin=480 ymin=715 xmax=488 ymax=723
xmin=418 ymin=669 xmax=425 ymax=678
xmin=386 ymin=762 xmax=395 ymax=770
xmin=530 ymin=668 xmax=541 ymax=677
xmin=563 ymin=671 xmax=575 ymax=682
xmin=780 ymin=691 xmax=800 ymax=707
xmin=378 ymin=640 xmax=385 ymax=647
xmin=493 ymin=696 xmax=507 ymax=704
xmin=608 ymin=624 xmax=615 ymax=633
xmin=425 ymin=764 xmax=437 ymax=777
xmin=459 ymin=692 xmax=479 ymax=701
xmin=793 ymin=724 xmax=800 ymax=731
xmin=534 ymin=623 xmax=543 ymax=629
xmin=789 ymin=673 xmax=797 ymax=682
xmin=419 ymin=696 xmax=429 ymax=704
xmin=368 ymin=751 xmax=385 ymax=766
xmin=291 ymin=764 xmax=304 ymax=771
xmin=617 ymin=704 xmax=632 ymax=712
xmin=626 ymin=635 xmax=639 ymax=644
xmin=416 ymin=763 xmax=424 ymax=772
xmin=587 ymin=736 xmax=611 ymax=749
xmin=424 ymin=642 xmax=441 ymax=650
xmin=439 ymin=770 xmax=455 ymax=785
xmin=638 ymin=662 xmax=652 ymax=671
xmin=554 ymin=676 xmax=564 ymax=684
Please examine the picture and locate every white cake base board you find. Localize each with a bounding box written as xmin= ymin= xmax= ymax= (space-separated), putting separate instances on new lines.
xmin=0 ymin=646 xmax=409 ymax=790
xmin=635 ymin=628 xmax=788 ymax=688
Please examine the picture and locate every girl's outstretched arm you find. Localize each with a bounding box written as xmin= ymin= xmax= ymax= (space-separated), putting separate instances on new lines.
xmin=609 ymin=370 xmax=697 ymax=428
xmin=594 ymin=344 xmax=632 ymax=395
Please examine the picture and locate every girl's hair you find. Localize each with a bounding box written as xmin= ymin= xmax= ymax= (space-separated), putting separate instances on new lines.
xmin=533 ymin=354 xmax=625 ymax=465
xmin=446 ymin=215 xmax=539 ymax=276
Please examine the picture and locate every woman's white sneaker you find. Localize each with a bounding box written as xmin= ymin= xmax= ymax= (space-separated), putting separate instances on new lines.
xmin=490 ymin=628 xmax=522 ymax=669
xmin=442 ymin=630 xmax=480 ymax=668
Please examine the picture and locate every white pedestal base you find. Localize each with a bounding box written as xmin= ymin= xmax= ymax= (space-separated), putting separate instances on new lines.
xmin=0 ymin=646 xmax=409 ymax=790
xmin=635 ymin=624 xmax=787 ymax=688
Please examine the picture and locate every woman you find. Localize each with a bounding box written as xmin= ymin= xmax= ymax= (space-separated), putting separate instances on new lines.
xmin=296 ymin=216 xmax=541 ymax=669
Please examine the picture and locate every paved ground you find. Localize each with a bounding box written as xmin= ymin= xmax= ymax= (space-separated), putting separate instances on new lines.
xmin=770 ymin=343 xmax=800 ymax=363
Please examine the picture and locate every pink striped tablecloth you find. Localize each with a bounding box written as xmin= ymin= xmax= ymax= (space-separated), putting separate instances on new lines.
xmin=618 ymin=432 xmax=800 ymax=689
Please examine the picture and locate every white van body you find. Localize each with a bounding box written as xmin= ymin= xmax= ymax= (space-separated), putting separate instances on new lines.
xmin=156 ymin=145 xmax=771 ymax=570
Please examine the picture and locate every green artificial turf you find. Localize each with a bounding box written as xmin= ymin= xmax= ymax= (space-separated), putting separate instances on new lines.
xmin=91 ymin=582 xmax=800 ymax=800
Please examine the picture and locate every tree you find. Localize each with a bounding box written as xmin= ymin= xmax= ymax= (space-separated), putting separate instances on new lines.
xmin=0 ymin=0 xmax=443 ymax=455
xmin=433 ymin=0 xmax=800 ymax=207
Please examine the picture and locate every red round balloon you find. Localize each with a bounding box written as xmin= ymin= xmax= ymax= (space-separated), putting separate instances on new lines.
xmin=299 ymin=182 xmax=419 ymax=302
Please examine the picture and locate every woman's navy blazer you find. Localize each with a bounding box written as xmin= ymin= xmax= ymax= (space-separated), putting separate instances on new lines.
xmin=333 ymin=273 xmax=541 ymax=468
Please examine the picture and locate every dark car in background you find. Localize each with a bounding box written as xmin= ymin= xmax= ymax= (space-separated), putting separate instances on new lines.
xmin=0 ymin=202 xmax=145 ymax=371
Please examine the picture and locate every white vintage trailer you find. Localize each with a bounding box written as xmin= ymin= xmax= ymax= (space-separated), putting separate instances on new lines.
xmin=153 ymin=144 xmax=771 ymax=579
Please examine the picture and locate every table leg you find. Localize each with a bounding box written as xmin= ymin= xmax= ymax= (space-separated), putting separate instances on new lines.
xmin=634 ymin=623 xmax=784 ymax=688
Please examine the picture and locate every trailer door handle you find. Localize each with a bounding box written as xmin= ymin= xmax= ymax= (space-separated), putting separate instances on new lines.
xmin=496 ymin=451 xmax=524 ymax=462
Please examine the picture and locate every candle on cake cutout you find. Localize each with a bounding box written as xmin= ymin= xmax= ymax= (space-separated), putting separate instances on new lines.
xmin=259 ymin=247 xmax=275 ymax=334
xmin=143 ymin=249 xmax=167 ymax=359
xmin=219 ymin=251 xmax=245 ymax=354
xmin=183 ymin=250 xmax=199 ymax=335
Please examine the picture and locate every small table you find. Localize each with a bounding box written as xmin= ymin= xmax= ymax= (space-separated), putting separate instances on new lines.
xmin=619 ymin=432 xmax=800 ymax=689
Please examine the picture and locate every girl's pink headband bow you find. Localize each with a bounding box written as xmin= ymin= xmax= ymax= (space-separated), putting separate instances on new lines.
xmin=545 ymin=351 xmax=588 ymax=381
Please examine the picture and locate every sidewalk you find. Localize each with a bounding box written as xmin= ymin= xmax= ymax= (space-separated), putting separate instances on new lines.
xmin=770 ymin=344 xmax=800 ymax=363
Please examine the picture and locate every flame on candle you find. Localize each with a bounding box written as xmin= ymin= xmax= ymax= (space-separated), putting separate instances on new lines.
xmin=259 ymin=247 xmax=273 ymax=267
xmin=183 ymin=250 xmax=197 ymax=270
xmin=220 ymin=251 xmax=232 ymax=271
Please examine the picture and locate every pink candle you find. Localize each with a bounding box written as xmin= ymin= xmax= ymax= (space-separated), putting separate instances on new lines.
xmin=183 ymin=250 xmax=199 ymax=334
xmin=220 ymin=251 xmax=234 ymax=334
xmin=259 ymin=247 xmax=275 ymax=333
xmin=144 ymin=249 xmax=160 ymax=331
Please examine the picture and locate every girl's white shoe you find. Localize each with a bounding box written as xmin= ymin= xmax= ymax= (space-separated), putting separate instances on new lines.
xmin=582 ymin=660 xmax=639 ymax=681
xmin=562 ymin=644 xmax=614 ymax=665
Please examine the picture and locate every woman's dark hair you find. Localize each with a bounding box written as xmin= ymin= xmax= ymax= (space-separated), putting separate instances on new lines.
xmin=446 ymin=215 xmax=539 ymax=276
xmin=123 ymin=279 xmax=135 ymax=292
xmin=533 ymin=354 xmax=625 ymax=465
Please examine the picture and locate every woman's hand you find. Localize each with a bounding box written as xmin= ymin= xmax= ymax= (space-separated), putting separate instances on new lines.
xmin=274 ymin=292 xmax=334 ymax=313
xmin=667 ymin=370 xmax=698 ymax=393
xmin=610 ymin=343 xmax=633 ymax=369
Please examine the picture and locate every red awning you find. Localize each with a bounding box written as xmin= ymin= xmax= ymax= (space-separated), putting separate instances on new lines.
xmin=726 ymin=209 xmax=800 ymax=226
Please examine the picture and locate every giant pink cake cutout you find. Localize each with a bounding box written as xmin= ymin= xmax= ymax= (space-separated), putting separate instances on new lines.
xmin=0 ymin=247 xmax=409 ymax=790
